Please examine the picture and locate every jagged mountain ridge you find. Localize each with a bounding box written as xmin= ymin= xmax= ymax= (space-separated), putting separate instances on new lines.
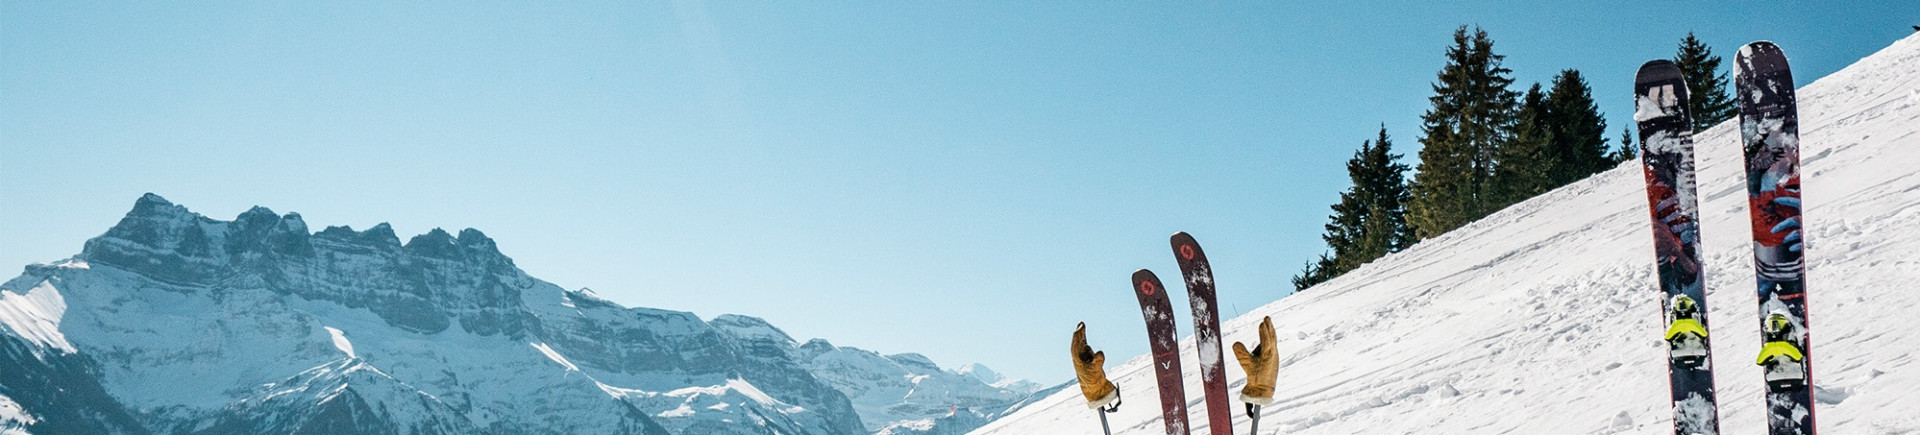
xmin=0 ymin=194 xmax=1030 ymax=434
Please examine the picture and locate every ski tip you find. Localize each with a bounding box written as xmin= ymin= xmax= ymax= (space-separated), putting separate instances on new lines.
xmin=1131 ymin=269 xmax=1163 ymax=296
xmin=1169 ymin=232 xmax=1201 ymax=258
xmin=1738 ymin=41 xmax=1786 ymax=63
xmin=1635 ymin=59 xmax=1682 ymax=84
xmin=1735 ymin=41 xmax=1792 ymax=84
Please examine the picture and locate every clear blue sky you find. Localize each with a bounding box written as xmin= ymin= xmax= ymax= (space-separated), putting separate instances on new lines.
xmin=5 ymin=2 xmax=1915 ymax=384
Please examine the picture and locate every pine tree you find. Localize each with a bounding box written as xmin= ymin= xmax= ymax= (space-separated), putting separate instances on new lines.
xmin=1409 ymin=26 xmax=1516 ymax=239
xmin=1359 ymin=126 xmax=1415 ymax=254
xmin=1293 ymin=126 xmax=1414 ymax=291
xmin=1542 ymin=69 xmax=1610 ymax=186
xmin=1609 ymin=126 xmax=1637 ymax=164
xmin=1291 ymin=253 xmax=1335 ymax=291
xmin=1674 ymin=32 xmax=1736 ymax=132
xmin=1491 ymin=84 xmax=1554 ymax=209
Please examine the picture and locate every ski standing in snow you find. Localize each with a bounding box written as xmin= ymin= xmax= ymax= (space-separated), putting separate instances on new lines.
xmin=1170 ymin=232 xmax=1234 ymax=435
xmin=1132 ymin=269 xmax=1192 ymax=435
xmin=1734 ymin=40 xmax=1816 ymax=435
xmin=1634 ymin=59 xmax=1723 ymax=435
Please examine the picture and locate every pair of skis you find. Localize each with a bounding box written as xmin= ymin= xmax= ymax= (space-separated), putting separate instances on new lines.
xmin=1130 ymin=232 xmax=1240 ymax=435
xmin=1635 ymin=41 xmax=1815 ymax=435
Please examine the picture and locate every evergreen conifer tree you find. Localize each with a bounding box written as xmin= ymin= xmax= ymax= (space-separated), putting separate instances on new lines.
xmin=1293 ymin=126 xmax=1413 ymax=290
xmin=1674 ymin=32 xmax=1736 ymax=132
xmin=1409 ymin=26 xmax=1516 ymax=239
xmin=1491 ymin=84 xmax=1554 ymax=209
xmin=1291 ymin=253 xmax=1336 ymax=291
xmin=1610 ymin=126 xmax=1637 ymax=164
xmin=1542 ymin=69 xmax=1609 ymax=186
xmin=1359 ymin=126 xmax=1415 ymax=254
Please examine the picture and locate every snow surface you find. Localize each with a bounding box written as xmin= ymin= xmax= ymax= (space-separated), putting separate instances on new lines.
xmin=0 ymin=394 xmax=35 ymax=431
xmin=530 ymin=342 xmax=579 ymax=372
xmin=324 ymin=326 xmax=355 ymax=358
xmin=0 ymin=279 xmax=75 ymax=354
xmin=974 ymin=34 xmax=1920 ymax=435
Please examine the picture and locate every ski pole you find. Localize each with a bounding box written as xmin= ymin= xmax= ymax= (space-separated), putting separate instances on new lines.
xmin=1095 ymin=393 xmax=1121 ymax=435
xmin=1246 ymin=403 xmax=1261 ymax=435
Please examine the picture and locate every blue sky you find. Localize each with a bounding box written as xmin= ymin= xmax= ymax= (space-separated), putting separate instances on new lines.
xmin=4 ymin=2 xmax=1915 ymax=383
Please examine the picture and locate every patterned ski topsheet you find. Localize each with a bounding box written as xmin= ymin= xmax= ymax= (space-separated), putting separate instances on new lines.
xmin=1735 ymin=40 xmax=1816 ymax=435
xmin=1634 ymin=59 xmax=1722 ymax=435
xmin=1131 ymin=269 xmax=1191 ymax=435
xmin=1170 ymin=232 xmax=1232 ymax=435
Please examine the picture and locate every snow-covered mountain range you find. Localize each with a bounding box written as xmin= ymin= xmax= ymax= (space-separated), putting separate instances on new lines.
xmin=0 ymin=194 xmax=1036 ymax=434
xmin=974 ymin=34 xmax=1920 ymax=434
xmin=794 ymin=340 xmax=1049 ymax=435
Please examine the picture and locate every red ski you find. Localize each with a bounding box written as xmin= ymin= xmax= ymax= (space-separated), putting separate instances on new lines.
xmin=1171 ymin=232 xmax=1233 ymax=435
xmin=1131 ymin=269 xmax=1191 ymax=435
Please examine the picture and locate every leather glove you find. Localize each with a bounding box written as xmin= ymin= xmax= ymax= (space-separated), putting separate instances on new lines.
xmin=1232 ymin=316 xmax=1279 ymax=405
xmin=1071 ymin=322 xmax=1119 ymax=408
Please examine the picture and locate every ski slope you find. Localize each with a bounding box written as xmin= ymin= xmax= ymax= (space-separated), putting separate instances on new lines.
xmin=974 ymin=34 xmax=1920 ymax=435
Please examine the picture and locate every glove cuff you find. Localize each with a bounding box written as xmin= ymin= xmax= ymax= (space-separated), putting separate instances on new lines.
xmin=1239 ymin=392 xmax=1276 ymax=405
xmin=1084 ymin=389 xmax=1119 ymax=409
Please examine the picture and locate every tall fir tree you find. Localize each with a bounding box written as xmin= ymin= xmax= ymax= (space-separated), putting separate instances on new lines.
xmin=1541 ymin=69 xmax=1610 ymax=186
xmin=1292 ymin=126 xmax=1413 ymax=291
xmin=1409 ymin=26 xmax=1516 ymax=239
xmin=1357 ymin=126 xmax=1416 ymax=254
xmin=1674 ymin=32 xmax=1736 ymax=132
xmin=1491 ymin=84 xmax=1554 ymax=209
xmin=1610 ymin=126 xmax=1637 ymax=164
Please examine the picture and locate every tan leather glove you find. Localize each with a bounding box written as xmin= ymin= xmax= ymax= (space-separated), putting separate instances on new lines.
xmin=1232 ymin=316 xmax=1279 ymax=405
xmin=1071 ymin=322 xmax=1120 ymax=408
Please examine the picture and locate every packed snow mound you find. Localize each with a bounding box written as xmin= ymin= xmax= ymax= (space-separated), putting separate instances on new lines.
xmin=974 ymin=34 xmax=1920 ymax=435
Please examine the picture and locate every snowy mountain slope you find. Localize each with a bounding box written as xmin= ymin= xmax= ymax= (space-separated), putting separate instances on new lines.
xmin=0 ymin=195 xmax=865 ymax=434
xmin=975 ymin=34 xmax=1920 ymax=435
xmin=956 ymin=364 xmax=1044 ymax=395
xmin=0 ymin=192 xmax=1045 ymax=434
xmin=794 ymin=339 xmax=1040 ymax=434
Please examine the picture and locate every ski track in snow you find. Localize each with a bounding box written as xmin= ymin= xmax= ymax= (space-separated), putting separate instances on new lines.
xmin=973 ymin=34 xmax=1920 ymax=435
